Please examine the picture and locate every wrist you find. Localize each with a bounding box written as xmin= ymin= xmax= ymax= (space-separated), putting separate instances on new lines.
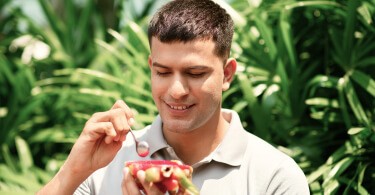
xmin=37 ymin=161 xmax=93 ymax=195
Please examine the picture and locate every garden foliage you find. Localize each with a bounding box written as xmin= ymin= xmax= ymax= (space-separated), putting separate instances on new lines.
xmin=0 ymin=0 xmax=374 ymax=194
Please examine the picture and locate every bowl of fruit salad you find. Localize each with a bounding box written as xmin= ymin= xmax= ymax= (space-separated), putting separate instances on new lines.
xmin=125 ymin=160 xmax=199 ymax=195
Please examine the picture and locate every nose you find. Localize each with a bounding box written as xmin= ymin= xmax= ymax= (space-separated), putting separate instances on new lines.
xmin=169 ymin=75 xmax=189 ymax=99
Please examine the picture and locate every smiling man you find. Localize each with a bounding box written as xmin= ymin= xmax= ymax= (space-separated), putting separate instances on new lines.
xmin=37 ymin=0 xmax=310 ymax=194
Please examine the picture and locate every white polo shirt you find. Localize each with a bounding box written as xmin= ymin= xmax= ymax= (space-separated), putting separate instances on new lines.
xmin=74 ymin=109 xmax=310 ymax=194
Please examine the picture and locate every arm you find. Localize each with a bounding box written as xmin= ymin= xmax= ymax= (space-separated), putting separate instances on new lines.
xmin=37 ymin=100 xmax=134 ymax=195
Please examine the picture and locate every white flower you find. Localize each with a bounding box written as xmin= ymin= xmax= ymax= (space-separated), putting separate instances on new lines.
xmin=9 ymin=34 xmax=51 ymax=64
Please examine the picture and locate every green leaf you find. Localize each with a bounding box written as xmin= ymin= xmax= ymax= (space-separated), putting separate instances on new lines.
xmin=347 ymin=127 xmax=366 ymax=135
xmin=279 ymin=10 xmax=297 ymax=71
xmin=238 ymin=73 xmax=269 ymax=140
xmin=343 ymin=77 xmax=370 ymax=125
xmin=324 ymin=157 xmax=354 ymax=187
xmin=337 ymin=77 xmax=352 ymax=128
xmin=15 ymin=136 xmax=34 ymax=171
xmin=350 ymin=70 xmax=375 ymax=97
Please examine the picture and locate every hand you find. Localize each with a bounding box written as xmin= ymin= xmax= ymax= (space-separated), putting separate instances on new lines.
xmin=66 ymin=100 xmax=134 ymax=175
xmin=37 ymin=100 xmax=135 ymax=195
xmin=122 ymin=167 xmax=164 ymax=195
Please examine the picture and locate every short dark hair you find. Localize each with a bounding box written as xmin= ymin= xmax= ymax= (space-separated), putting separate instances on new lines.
xmin=148 ymin=0 xmax=234 ymax=59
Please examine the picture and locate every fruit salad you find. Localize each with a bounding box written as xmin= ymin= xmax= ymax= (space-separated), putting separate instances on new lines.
xmin=125 ymin=160 xmax=199 ymax=195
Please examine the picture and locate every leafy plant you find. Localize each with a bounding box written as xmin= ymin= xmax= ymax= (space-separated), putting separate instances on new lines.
xmin=226 ymin=0 xmax=375 ymax=194
xmin=1 ymin=0 xmax=374 ymax=194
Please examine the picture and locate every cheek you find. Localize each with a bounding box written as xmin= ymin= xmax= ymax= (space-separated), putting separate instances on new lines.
xmin=199 ymin=77 xmax=223 ymax=99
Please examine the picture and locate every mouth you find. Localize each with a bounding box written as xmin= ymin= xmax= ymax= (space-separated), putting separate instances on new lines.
xmin=166 ymin=103 xmax=194 ymax=111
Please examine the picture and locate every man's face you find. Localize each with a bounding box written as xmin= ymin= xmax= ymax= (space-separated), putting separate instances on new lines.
xmin=149 ymin=37 xmax=233 ymax=134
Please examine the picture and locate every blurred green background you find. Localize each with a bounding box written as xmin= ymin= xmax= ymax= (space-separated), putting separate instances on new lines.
xmin=1 ymin=0 xmax=374 ymax=194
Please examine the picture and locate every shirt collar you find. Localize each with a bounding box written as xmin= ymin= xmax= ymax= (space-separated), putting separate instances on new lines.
xmin=144 ymin=115 xmax=169 ymax=156
xmin=210 ymin=109 xmax=249 ymax=166
xmin=143 ymin=109 xmax=249 ymax=167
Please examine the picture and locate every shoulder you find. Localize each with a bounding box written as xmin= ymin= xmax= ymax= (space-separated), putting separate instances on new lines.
xmin=242 ymin=133 xmax=310 ymax=194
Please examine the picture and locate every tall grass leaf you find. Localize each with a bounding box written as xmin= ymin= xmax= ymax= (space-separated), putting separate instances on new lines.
xmin=222 ymin=85 xmax=239 ymax=102
xmin=95 ymin=39 xmax=150 ymax=83
xmin=324 ymin=157 xmax=354 ymax=187
xmin=124 ymin=97 xmax=157 ymax=113
xmin=74 ymin=68 xmax=124 ymax=85
xmin=276 ymin=60 xmax=289 ymax=100
xmin=38 ymin=0 xmax=65 ymax=46
xmin=305 ymin=98 xmax=339 ymax=108
xmin=323 ymin=179 xmax=340 ymax=195
xmin=36 ymin=77 xmax=72 ymax=86
xmin=253 ymin=16 xmax=277 ymax=60
xmin=326 ymin=145 xmax=347 ymax=165
xmin=357 ymin=163 xmax=370 ymax=195
xmin=214 ymin=0 xmax=246 ymax=26
xmin=128 ymin=21 xmax=150 ymax=52
xmin=76 ymin=0 xmax=93 ymax=50
xmin=238 ymin=73 xmax=269 ymax=139
xmin=64 ymin=0 xmax=74 ymax=54
xmin=337 ymin=77 xmax=352 ymax=128
xmin=231 ymin=100 xmax=248 ymax=113
xmin=0 ymin=55 xmax=16 ymax=85
xmin=343 ymin=0 xmax=360 ymax=67
xmin=15 ymin=136 xmax=33 ymax=171
xmin=356 ymin=38 xmax=375 ymax=62
xmin=310 ymin=111 xmax=343 ymax=123
xmin=31 ymin=167 xmax=53 ymax=184
xmin=279 ymin=10 xmax=297 ymax=71
xmin=108 ymin=29 xmax=138 ymax=56
xmin=347 ymin=127 xmax=366 ymax=135
xmin=357 ymin=56 xmax=375 ymax=68
xmin=329 ymin=28 xmax=344 ymax=66
xmin=358 ymin=2 xmax=373 ymax=25
xmin=343 ymin=77 xmax=370 ymax=125
xmin=246 ymin=66 xmax=270 ymax=77
xmin=123 ymin=83 xmax=153 ymax=99
xmin=1 ymin=145 xmax=17 ymax=171
xmin=0 ymin=166 xmax=41 ymax=192
xmin=307 ymin=164 xmax=330 ymax=183
xmin=350 ymin=70 xmax=375 ymax=97
xmin=79 ymin=88 xmax=121 ymax=100
xmin=28 ymin=128 xmax=66 ymax=143
xmin=10 ymin=98 xmax=43 ymax=139
xmin=284 ymin=1 xmax=341 ymax=10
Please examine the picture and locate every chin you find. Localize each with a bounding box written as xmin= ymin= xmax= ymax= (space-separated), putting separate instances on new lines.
xmin=163 ymin=121 xmax=195 ymax=134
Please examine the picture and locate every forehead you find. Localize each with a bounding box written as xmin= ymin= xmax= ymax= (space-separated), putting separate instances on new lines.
xmin=150 ymin=37 xmax=222 ymax=67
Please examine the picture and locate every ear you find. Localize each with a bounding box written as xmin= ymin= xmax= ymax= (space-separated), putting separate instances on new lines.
xmin=148 ymin=55 xmax=152 ymax=69
xmin=222 ymin=58 xmax=237 ymax=91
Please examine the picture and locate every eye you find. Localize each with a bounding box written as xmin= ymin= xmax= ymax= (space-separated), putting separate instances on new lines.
xmin=188 ymin=72 xmax=206 ymax=78
xmin=156 ymin=71 xmax=171 ymax=76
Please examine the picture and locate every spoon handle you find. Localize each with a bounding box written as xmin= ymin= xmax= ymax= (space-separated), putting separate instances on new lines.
xmin=128 ymin=127 xmax=138 ymax=144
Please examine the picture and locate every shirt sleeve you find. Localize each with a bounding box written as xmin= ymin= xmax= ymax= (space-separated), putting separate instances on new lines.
xmin=266 ymin=156 xmax=310 ymax=195
xmin=73 ymin=178 xmax=93 ymax=195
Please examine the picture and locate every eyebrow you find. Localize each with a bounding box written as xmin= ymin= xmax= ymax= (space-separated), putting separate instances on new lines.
xmin=152 ymin=62 xmax=210 ymax=70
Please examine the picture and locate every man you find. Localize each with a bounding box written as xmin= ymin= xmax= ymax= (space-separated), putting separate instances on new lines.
xmin=38 ymin=0 xmax=310 ymax=194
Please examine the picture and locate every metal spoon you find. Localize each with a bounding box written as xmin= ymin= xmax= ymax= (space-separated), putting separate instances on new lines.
xmin=128 ymin=127 xmax=150 ymax=157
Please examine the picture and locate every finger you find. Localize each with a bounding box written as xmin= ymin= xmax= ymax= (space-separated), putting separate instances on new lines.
xmin=137 ymin=170 xmax=164 ymax=195
xmin=108 ymin=108 xmax=128 ymax=141
xmin=122 ymin=167 xmax=142 ymax=195
xmin=87 ymin=109 xmax=127 ymax=142
xmin=111 ymin=100 xmax=135 ymax=124
xmin=83 ymin=122 xmax=116 ymax=144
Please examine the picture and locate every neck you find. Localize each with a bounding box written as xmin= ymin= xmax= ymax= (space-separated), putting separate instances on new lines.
xmin=163 ymin=109 xmax=230 ymax=165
